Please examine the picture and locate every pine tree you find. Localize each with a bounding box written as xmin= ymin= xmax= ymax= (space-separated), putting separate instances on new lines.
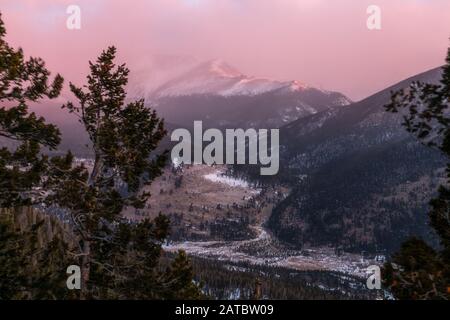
xmin=47 ymin=46 xmax=201 ymax=299
xmin=383 ymin=44 xmax=450 ymax=300
xmin=0 ymin=13 xmax=63 ymax=207
xmin=0 ymin=13 xmax=74 ymax=299
xmin=0 ymin=12 xmax=201 ymax=300
xmin=0 ymin=207 xmax=77 ymax=299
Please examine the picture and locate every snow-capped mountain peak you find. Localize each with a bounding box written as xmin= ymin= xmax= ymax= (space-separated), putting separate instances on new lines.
xmin=126 ymin=56 xmax=351 ymax=129
xmin=129 ymin=57 xmax=318 ymax=99
xmin=153 ymin=62 xmax=312 ymax=98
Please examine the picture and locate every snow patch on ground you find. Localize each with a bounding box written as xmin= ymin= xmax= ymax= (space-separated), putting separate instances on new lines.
xmin=203 ymin=171 xmax=260 ymax=194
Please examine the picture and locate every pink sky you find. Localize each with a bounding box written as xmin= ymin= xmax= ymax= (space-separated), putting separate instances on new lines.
xmin=2 ymin=0 xmax=450 ymax=100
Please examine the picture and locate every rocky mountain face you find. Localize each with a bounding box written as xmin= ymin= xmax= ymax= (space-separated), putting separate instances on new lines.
xmin=263 ymin=67 xmax=446 ymax=253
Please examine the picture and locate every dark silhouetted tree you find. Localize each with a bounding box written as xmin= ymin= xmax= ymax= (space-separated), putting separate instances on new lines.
xmin=0 ymin=13 xmax=63 ymax=207
xmin=48 ymin=46 xmax=201 ymax=299
xmin=1 ymin=13 xmax=200 ymax=300
xmin=384 ymin=45 xmax=450 ymax=300
xmin=0 ymin=13 xmax=75 ymax=299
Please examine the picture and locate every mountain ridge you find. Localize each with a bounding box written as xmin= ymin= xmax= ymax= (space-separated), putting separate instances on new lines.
xmin=231 ymin=66 xmax=446 ymax=253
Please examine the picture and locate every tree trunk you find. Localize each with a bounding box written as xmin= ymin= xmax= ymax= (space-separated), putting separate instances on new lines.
xmin=89 ymin=154 xmax=102 ymax=186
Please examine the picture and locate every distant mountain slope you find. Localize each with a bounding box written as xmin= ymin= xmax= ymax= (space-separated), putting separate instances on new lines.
xmin=264 ymin=67 xmax=446 ymax=253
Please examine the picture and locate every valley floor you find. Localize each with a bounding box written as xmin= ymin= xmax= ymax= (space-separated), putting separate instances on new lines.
xmin=123 ymin=163 xmax=381 ymax=279
xmin=164 ymin=217 xmax=379 ymax=279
